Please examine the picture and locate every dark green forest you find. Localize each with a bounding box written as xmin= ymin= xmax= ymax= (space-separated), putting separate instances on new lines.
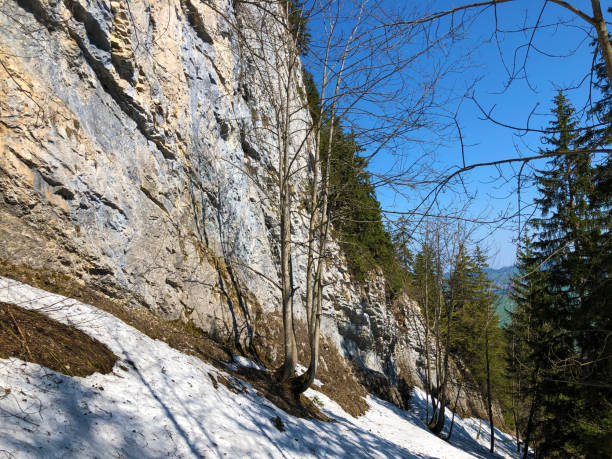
xmin=506 ymin=85 xmax=611 ymax=457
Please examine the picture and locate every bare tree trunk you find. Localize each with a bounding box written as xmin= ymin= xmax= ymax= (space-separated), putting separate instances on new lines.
xmin=433 ymin=400 xmax=446 ymax=434
xmin=431 ymin=297 xmax=452 ymax=435
xmin=303 ymin=150 xmax=319 ymax=335
xmin=591 ymin=0 xmax=612 ymax=84
xmin=276 ymin=33 xmax=299 ymax=382
xmin=444 ymin=378 xmax=463 ymax=441
xmin=277 ymin=124 xmax=298 ymax=383
xmin=428 ymin=287 xmax=441 ymax=427
xmin=420 ymin=235 xmax=434 ymax=423
xmin=511 ymin=336 xmax=521 ymax=454
xmin=303 ymin=16 xmax=333 ymax=339
xmin=485 ymin=325 xmax=495 ymax=453
xmin=522 ymin=369 xmax=540 ymax=459
xmin=293 ymin=4 xmax=365 ymax=394
xmin=299 ymin=75 xmax=324 ymax=392
xmin=291 ymin=109 xmax=334 ymax=393
xmin=296 ymin=110 xmax=335 ymax=390
xmin=513 ymin=394 xmax=521 ymax=453
xmin=522 ymin=399 xmax=536 ymax=459
xmin=429 ymin=232 xmax=444 ymax=431
xmin=432 ymin=244 xmax=455 ymax=436
xmin=424 ymin=262 xmax=433 ymax=423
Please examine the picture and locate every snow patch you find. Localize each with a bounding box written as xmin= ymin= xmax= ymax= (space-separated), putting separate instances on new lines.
xmin=233 ymin=355 xmax=266 ymax=371
xmin=0 ymin=276 xmax=519 ymax=458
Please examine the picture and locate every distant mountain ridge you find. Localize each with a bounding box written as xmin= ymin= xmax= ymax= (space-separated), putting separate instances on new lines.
xmin=485 ymin=265 xmax=517 ymax=325
xmin=485 ymin=265 xmax=518 ymax=293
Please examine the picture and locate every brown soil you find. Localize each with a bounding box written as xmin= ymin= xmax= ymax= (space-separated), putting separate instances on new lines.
xmin=293 ymin=321 xmax=369 ymax=417
xmin=315 ymin=339 xmax=369 ymax=417
xmin=0 ymin=301 xmax=117 ymax=377
xmin=0 ymin=259 xmax=234 ymax=366
xmin=231 ymin=366 xmax=329 ymax=421
xmin=254 ymin=313 xmax=369 ymax=417
xmin=0 ymin=260 xmax=332 ymax=419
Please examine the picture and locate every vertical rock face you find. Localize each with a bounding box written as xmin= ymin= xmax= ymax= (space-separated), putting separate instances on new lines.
xmin=0 ymin=0 xmax=292 ymax=346
xmin=0 ymin=0 xmax=495 ymax=420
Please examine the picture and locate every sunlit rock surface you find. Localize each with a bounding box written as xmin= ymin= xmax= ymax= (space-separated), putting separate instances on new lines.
xmin=0 ymin=0 xmax=498 ymax=421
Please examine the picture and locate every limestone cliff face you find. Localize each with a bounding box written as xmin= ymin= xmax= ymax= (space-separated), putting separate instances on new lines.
xmin=1 ymin=0 xmax=290 ymax=338
xmin=0 ymin=0 xmax=498 ymax=422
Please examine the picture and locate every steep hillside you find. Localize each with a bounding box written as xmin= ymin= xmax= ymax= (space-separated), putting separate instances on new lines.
xmin=0 ymin=0 xmax=500 ymax=428
xmin=485 ymin=266 xmax=517 ymax=293
xmin=0 ymin=276 xmax=520 ymax=458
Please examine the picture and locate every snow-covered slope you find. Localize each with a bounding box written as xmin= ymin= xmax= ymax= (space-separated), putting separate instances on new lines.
xmin=0 ymin=277 xmax=519 ymax=458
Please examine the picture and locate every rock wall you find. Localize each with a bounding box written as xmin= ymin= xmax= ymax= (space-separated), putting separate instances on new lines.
xmin=0 ymin=0 xmax=292 ymax=341
xmin=0 ymin=0 xmax=500 ymax=423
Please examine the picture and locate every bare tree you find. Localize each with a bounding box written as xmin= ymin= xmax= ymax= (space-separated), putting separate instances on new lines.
xmin=232 ymin=0 xmax=462 ymax=393
xmin=393 ymin=1 xmax=611 ymax=85
xmin=368 ymin=1 xmax=611 ymax=240
xmin=411 ymin=221 xmax=471 ymax=437
xmin=198 ymin=0 xmax=313 ymax=383
xmin=293 ymin=0 xmax=481 ymax=397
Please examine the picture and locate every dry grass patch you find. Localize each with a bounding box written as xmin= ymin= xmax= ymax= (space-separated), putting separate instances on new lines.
xmin=232 ymin=366 xmax=329 ymax=421
xmin=0 ymin=302 xmax=117 ymax=377
xmin=0 ymin=260 xmax=234 ymax=366
xmin=256 ymin=314 xmax=369 ymax=417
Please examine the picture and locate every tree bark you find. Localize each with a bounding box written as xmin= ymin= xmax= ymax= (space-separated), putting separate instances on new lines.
xmin=431 ymin=233 xmax=442 ymax=427
xmin=277 ymin=155 xmax=298 ymax=383
xmin=292 ymin=4 xmax=365 ymax=394
xmin=522 ymin=369 xmax=540 ymax=459
xmin=424 ymin=249 xmax=433 ymax=423
xmin=277 ymin=49 xmax=298 ymax=383
xmin=485 ymin=326 xmax=495 ymax=453
xmin=444 ymin=378 xmax=463 ymax=441
xmin=295 ymin=111 xmax=336 ymax=391
xmin=511 ymin=337 xmax=521 ymax=454
xmin=432 ymin=399 xmax=446 ymax=434
xmin=591 ymin=0 xmax=612 ymax=85
xmin=291 ymin=113 xmax=335 ymax=394
xmin=431 ymin=256 xmax=454 ymax=435
xmin=513 ymin=399 xmax=521 ymax=453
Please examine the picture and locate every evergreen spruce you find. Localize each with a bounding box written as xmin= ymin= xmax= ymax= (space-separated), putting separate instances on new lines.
xmin=512 ymin=91 xmax=611 ymax=457
xmin=506 ymin=237 xmax=549 ymax=457
xmin=284 ymin=0 xmax=311 ymax=56
xmin=301 ymin=69 xmax=404 ymax=294
xmin=581 ymin=48 xmax=612 ymax=457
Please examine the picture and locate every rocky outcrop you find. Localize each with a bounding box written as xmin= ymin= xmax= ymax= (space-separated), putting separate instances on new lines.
xmin=0 ymin=0 xmax=286 ymax=344
xmin=0 ymin=0 xmax=498 ymax=423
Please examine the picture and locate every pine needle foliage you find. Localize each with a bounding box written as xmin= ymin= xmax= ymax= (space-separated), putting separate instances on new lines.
xmin=507 ymin=91 xmax=612 ymax=457
xmin=302 ymin=70 xmax=405 ymax=296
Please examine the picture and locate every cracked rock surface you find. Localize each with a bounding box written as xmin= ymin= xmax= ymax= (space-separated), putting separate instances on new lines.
xmin=0 ymin=0 xmax=496 ymax=421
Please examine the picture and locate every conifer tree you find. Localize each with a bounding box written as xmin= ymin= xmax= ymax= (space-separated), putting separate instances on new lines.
xmin=410 ymin=236 xmax=442 ymax=423
xmin=580 ymin=48 xmax=612 ymax=457
xmin=514 ymin=91 xmax=611 ymax=456
xmin=450 ymin=246 xmax=503 ymax=451
xmin=473 ymin=247 xmax=504 ymax=453
xmin=506 ymin=238 xmax=549 ymax=457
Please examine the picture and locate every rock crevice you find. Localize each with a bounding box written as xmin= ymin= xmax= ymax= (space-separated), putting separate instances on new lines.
xmin=0 ymin=0 xmax=495 ymax=422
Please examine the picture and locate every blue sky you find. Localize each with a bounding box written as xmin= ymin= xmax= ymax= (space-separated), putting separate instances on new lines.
xmin=403 ymin=0 xmax=604 ymax=268
xmin=303 ymin=0 xmax=608 ymax=268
